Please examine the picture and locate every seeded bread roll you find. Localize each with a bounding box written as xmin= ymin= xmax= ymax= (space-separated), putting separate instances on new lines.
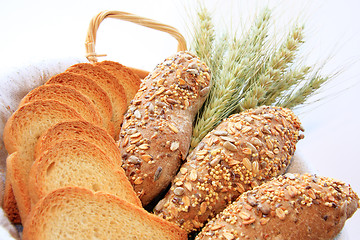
xmin=195 ymin=173 xmax=359 ymax=240
xmin=119 ymin=51 xmax=211 ymax=206
xmin=154 ymin=106 xmax=303 ymax=232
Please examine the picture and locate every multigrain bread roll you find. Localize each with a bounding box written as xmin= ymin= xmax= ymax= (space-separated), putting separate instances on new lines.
xmin=46 ymin=72 xmax=115 ymax=137
xmin=195 ymin=173 xmax=359 ymax=240
xmin=22 ymin=187 xmax=187 ymax=240
xmin=119 ymin=51 xmax=211 ymax=206
xmin=154 ymin=106 xmax=303 ymax=232
xmin=28 ymin=139 xmax=141 ymax=207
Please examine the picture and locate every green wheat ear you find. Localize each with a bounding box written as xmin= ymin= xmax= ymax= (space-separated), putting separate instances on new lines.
xmin=189 ymin=4 xmax=330 ymax=149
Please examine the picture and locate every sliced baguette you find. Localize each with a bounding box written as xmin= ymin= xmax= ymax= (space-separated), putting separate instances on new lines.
xmin=28 ymin=139 xmax=141 ymax=207
xmin=3 ymin=100 xmax=84 ymax=222
xmin=66 ymin=63 xmax=127 ymax=139
xmin=19 ymin=84 xmax=102 ymax=128
xmin=34 ymin=120 xmax=121 ymax=163
xmin=95 ymin=60 xmax=142 ymax=104
xmin=23 ymin=187 xmax=187 ymax=240
xmin=46 ymin=72 xmax=114 ymax=137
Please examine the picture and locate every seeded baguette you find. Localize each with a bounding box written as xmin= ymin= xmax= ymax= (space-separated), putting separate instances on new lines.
xmin=154 ymin=106 xmax=303 ymax=232
xmin=195 ymin=173 xmax=359 ymax=240
xmin=46 ymin=72 xmax=115 ymax=137
xmin=119 ymin=51 xmax=211 ymax=206
xmin=22 ymin=187 xmax=187 ymax=240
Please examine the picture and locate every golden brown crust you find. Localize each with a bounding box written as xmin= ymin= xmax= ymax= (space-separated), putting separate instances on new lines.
xmin=23 ymin=187 xmax=187 ymax=240
xmin=119 ymin=51 xmax=211 ymax=206
xmin=3 ymin=100 xmax=84 ymax=222
xmin=46 ymin=72 xmax=114 ymax=137
xmin=28 ymin=139 xmax=141 ymax=207
xmin=34 ymin=120 xmax=120 ymax=164
xmin=95 ymin=60 xmax=142 ymax=104
xmin=66 ymin=63 xmax=127 ymax=139
xmin=154 ymin=106 xmax=303 ymax=232
xmin=19 ymin=84 xmax=103 ymax=128
xmin=2 ymin=156 xmax=21 ymax=224
xmin=195 ymin=173 xmax=359 ymax=240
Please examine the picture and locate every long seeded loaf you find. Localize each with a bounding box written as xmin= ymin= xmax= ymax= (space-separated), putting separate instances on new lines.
xmin=196 ymin=173 xmax=359 ymax=240
xmin=66 ymin=63 xmax=127 ymax=139
xmin=154 ymin=106 xmax=304 ymax=232
xmin=45 ymin=72 xmax=114 ymax=137
xmin=34 ymin=120 xmax=121 ymax=164
xmin=22 ymin=186 xmax=187 ymax=240
xmin=3 ymin=100 xmax=84 ymax=222
xmin=18 ymin=84 xmax=103 ymax=128
xmin=119 ymin=51 xmax=211 ymax=206
xmin=95 ymin=60 xmax=142 ymax=104
xmin=28 ymin=139 xmax=141 ymax=207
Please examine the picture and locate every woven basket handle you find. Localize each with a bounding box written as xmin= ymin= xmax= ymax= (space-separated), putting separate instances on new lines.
xmin=85 ymin=10 xmax=187 ymax=64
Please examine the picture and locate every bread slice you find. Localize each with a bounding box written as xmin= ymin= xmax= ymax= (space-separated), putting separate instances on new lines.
xmin=95 ymin=61 xmax=141 ymax=104
xmin=28 ymin=139 xmax=141 ymax=207
xmin=3 ymin=100 xmax=84 ymax=222
xmin=2 ymin=154 xmax=21 ymax=224
xmin=23 ymin=187 xmax=187 ymax=240
xmin=66 ymin=63 xmax=127 ymax=139
xmin=46 ymin=72 xmax=114 ymax=138
xmin=34 ymin=120 xmax=121 ymax=164
xmin=19 ymin=84 xmax=102 ymax=129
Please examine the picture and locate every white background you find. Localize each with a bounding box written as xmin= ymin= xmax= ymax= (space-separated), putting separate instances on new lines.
xmin=1 ymin=0 xmax=359 ymax=238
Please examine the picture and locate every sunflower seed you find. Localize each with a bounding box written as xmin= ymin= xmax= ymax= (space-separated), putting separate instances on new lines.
xmin=223 ymin=141 xmax=237 ymax=152
xmin=154 ymin=167 xmax=162 ymax=181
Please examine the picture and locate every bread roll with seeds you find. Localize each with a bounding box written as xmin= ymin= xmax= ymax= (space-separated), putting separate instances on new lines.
xmin=196 ymin=173 xmax=359 ymax=240
xmin=154 ymin=106 xmax=303 ymax=232
xmin=119 ymin=51 xmax=211 ymax=206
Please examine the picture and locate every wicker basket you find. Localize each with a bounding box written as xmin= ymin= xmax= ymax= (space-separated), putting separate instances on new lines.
xmin=84 ymin=10 xmax=188 ymax=79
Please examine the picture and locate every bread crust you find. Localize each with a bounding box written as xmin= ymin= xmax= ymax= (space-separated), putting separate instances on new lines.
xmin=66 ymin=63 xmax=127 ymax=139
xmin=154 ymin=106 xmax=303 ymax=232
xmin=34 ymin=120 xmax=120 ymax=163
xmin=195 ymin=173 xmax=359 ymax=240
xmin=28 ymin=139 xmax=141 ymax=207
xmin=46 ymin=72 xmax=114 ymax=137
xmin=119 ymin=51 xmax=211 ymax=206
xmin=95 ymin=60 xmax=142 ymax=104
xmin=22 ymin=186 xmax=188 ymax=240
xmin=3 ymin=100 xmax=84 ymax=222
xmin=19 ymin=84 xmax=103 ymax=128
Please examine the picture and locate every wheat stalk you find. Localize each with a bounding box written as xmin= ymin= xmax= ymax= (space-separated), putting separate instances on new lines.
xmin=189 ymin=4 xmax=332 ymax=147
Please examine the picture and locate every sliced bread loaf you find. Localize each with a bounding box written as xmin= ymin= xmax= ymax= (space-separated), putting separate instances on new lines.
xmin=2 ymin=154 xmax=20 ymax=224
xmin=22 ymin=187 xmax=187 ymax=240
xmin=19 ymin=84 xmax=102 ymax=129
xmin=46 ymin=72 xmax=114 ymax=137
xmin=28 ymin=139 xmax=141 ymax=207
xmin=95 ymin=60 xmax=141 ymax=104
xmin=3 ymin=100 xmax=84 ymax=222
xmin=66 ymin=63 xmax=127 ymax=139
xmin=34 ymin=120 xmax=120 ymax=163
